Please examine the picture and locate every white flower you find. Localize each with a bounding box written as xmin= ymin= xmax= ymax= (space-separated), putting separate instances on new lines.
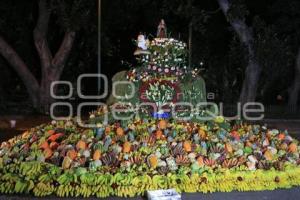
xmin=158 ymin=68 xmax=162 ymax=72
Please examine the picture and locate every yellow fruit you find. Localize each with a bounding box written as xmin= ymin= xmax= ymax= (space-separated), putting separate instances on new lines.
xmin=225 ymin=143 xmax=233 ymax=153
xmin=62 ymin=156 xmax=72 ymax=169
xmin=264 ymin=150 xmax=273 ymax=161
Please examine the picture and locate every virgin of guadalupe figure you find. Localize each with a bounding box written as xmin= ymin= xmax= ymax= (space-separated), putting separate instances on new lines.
xmin=157 ymin=19 xmax=167 ymax=38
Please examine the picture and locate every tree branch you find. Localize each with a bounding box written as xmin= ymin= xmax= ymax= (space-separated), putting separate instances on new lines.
xmin=52 ymin=31 xmax=76 ymax=69
xmin=33 ymin=0 xmax=52 ymax=69
xmin=0 ymin=35 xmax=40 ymax=105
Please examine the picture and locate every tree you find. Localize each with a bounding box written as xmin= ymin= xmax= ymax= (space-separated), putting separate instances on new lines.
xmin=217 ymin=0 xmax=261 ymax=104
xmin=0 ymin=0 xmax=90 ymax=113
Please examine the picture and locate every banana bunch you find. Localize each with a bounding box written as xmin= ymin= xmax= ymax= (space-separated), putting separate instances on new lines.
xmin=77 ymin=183 xmax=93 ymax=197
xmin=56 ymin=183 xmax=75 ymax=197
xmin=94 ymin=173 xmax=112 ymax=185
xmin=115 ymin=185 xmax=138 ymax=197
xmin=14 ymin=180 xmax=34 ymax=193
xmin=152 ymin=175 xmax=168 ymax=190
xmin=131 ymin=174 xmax=152 ymax=193
xmin=0 ymin=181 xmax=15 ymax=194
xmin=80 ymin=172 xmax=95 ymax=185
xmin=57 ymin=172 xmax=74 ymax=185
xmin=94 ymin=185 xmax=113 ymax=198
xmin=33 ymin=182 xmax=55 ymax=197
xmin=19 ymin=161 xmax=42 ymax=177
xmin=1 ymin=172 xmax=19 ymax=182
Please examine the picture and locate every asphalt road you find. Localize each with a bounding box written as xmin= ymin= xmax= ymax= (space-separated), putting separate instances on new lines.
xmin=1 ymin=188 xmax=300 ymax=200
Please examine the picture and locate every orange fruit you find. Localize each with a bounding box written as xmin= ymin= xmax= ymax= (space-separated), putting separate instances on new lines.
xmin=47 ymin=130 xmax=55 ymax=135
xmin=156 ymin=130 xmax=163 ymax=139
xmin=197 ymin=156 xmax=204 ymax=167
xmin=278 ymin=133 xmax=285 ymax=140
xmin=39 ymin=141 xmax=49 ymax=150
xmin=183 ymin=141 xmax=192 ymax=152
xmin=93 ymin=149 xmax=101 ymax=160
xmin=198 ymin=129 xmax=206 ymax=140
xmin=158 ymin=120 xmax=167 ymax=130
xmin=43 ymin=148 xmax=53 ymax=159
xmin=105 ymin=127 xmax=111 ymax=134
xmin=123 ymin=141 xmax=131 ymax=153
xmin=116 ymin=127 xmax=124 ymax=136
xmin=288 ymin=143 xmax=298 ymax=153
xmin=148 ymin=155 xmax=158 ymax=168
xmin=67 ymin=149 xmax=77 ymax=160
xmin=49 ymin=141 xmax=59 ymax=149
xmin=76 ymin=140 xmax=87 ymax=150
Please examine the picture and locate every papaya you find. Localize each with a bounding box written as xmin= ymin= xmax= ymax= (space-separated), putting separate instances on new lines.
xmin=183 ymin=141 xmax=192 ymax=152
xmin=76 ymin=140 xmax=87 ymax=150
xmin=93 ymin=149 xmax=101 ymax=160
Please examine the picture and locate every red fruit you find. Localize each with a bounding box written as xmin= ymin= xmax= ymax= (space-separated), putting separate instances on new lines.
xmin=43 ymin=148 xmax=53 ymax=159
xmin=278 ymin=133 xmax=285 ymax=140
xmin=40 ymin=141 xmax=49 ymax=149
xmin=230 ymin=131 xmax=240 ymax=140
xmin=47 ymin=130 xmax=56 ymax=135
xmin=49 ymin=142 xmax=59 ymax=150
xmin=48 ymin=133 xmax=64 ymax=142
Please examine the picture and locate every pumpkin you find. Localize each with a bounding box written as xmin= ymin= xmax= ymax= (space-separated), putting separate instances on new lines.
xmin=67 ymin=149 xmax=77 ymax=160
xmin=93 ymin=149 xmax=101 ymax=160
xmin=49 ymin=142 xmax=59 ymax=150
xmin=288 ymin=143 xmax=298 ymax=153
xmin=123 ymin=141 xmax=131 ymax=153
xmin=197 ymin=156 xmax=204 ymax=167
xmin=116 ymin=127 xmax=124 ymax=136
xmin=155 ymin=130 xmax=163 ymax=139
xmin=76 ymin=140 xmax=87 ymax=150
xmin=225 ymin=143 xmax=233 ymax=153
xmin=183 ymin=141 xmax=192 ymax=152
xmin=158 ymin=120 xmax=167 ymax=130
xmin=148 ymin=155 xmax=158 ymax=168
xmin=198 ymin=129 xmax=206 ymax=140
xmin=39 ymin=141 xmax=49 ymax=149
xmin=278 ymin=133 xmax=285 ymax=140
xmin=43 ymin=148 xmax=53 ymax=159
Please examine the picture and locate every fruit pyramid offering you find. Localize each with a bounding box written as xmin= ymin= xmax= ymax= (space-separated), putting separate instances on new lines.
xmin=1 ymin=21 xmax=300 ymax=198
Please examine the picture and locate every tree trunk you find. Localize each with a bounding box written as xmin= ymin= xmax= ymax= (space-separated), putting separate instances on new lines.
xmin=288 ymin=48 xmax=300 ymax=111
xmin=0 ymin=0 xmax=76 ymax=114
xmin=217 ymin=0 xmax=261 ymax=105
xmin=0 ymin=36 xmax=40 ymax=107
